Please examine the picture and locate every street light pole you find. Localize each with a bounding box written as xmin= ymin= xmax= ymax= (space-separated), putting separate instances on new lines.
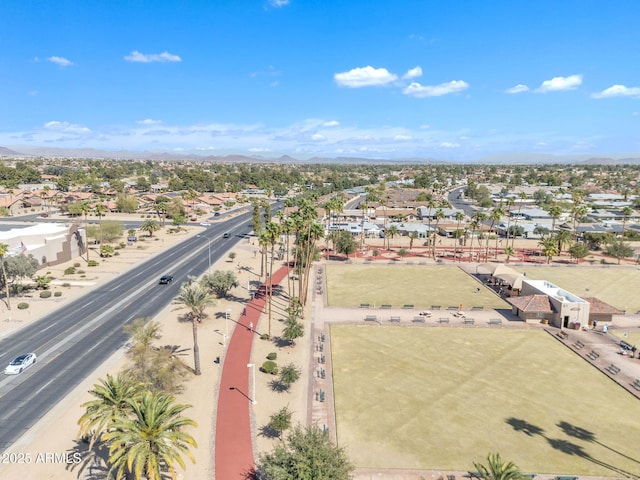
xmin=225 ymin=309 xmax=230 ymax=346
xmin=197 ymin=234 xmax=212 ymax=273
xmin=247 ymin=363 xmax=256 ymax=404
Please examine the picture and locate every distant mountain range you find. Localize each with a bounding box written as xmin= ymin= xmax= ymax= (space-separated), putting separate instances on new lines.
xmin=1 ymin=145 xmax=640 ymax=165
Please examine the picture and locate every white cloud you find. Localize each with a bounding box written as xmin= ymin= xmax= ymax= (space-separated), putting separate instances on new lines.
xmin=591 ymin=84 xmax=640 ymax=99
xmin=269 ymin=0 xmax=290 ymax=6
xmin=322 ymin=120 xmax=340 ymax=127
xmin=403 ymin=66 xmax=423 ymax=80
xmin=137 ymin=118 xmax=163 ymax=125
xmin=44 ymin=121 xmax=91 ymax=134
xmin=394 ymin=135 xmax=412 ymax=141
xmin=47 ymin=56 xmax=73 ymax=67
xmin=440 ymin=141 xmax=460 ymax=148
xmin=402 ymin=80 xmax=469 ymax=98
xmin=536 ymin=74 xmax=582 ymax=93
xmin=124 ymin=51 xmax=182 ymax=63
xmin=505 ymin=84 xmax=529 ymax=94
xmin=334 ymin=66 xmax=398 ymax=88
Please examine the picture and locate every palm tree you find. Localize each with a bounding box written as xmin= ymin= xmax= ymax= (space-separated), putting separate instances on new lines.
xmin=104 ymin=391 xmax=197 ymax=480
xmin=538 ymin=236 xmax=559 ymax=264
xmin=571 ymin=204 xmax=589 ymax=241
xmin=140 ymin=219 xmax=160 ymax=238
xmin=79 ymin=200 xmax=92 ymax=261
xmin=503 ymin=245 xmax=516 ymax=263
xmin=511 ymin=191 xmax=528 ymax=249
xmin=0 ymin=242 xmax=11 ymax=310
xmin=408 ymin=231 xmax=417 ymax=251
xmin=94 ymin=203 xmax=108 ymax=245
xmin=77 ymin=372 xmax=143 ymax=449
xmin=431 ymin=208 xmax=445 ymax=259
xmin=554 ymin=229 xmax=572 ymax=256
xmin=386 ymin=224 xmax=399 ymax=250
xmin=173 ymin=281 xmax=215 ymax=375
xmin=487 ymin=206 xmax=504 ymax=261
xmin=264 ymin=221 xmax=281 ymax=338
xmin=472 ymin=452 xmax=525 ymax=480
xmin=547 ymin=203 xmax=563 ymax=234
xmin=621 ymin=206 xmax=634 ymax=236
xmin=468 ymin=212 xmax=486 ymax=263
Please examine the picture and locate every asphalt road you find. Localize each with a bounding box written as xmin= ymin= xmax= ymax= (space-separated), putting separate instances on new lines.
xmin=0 ymin=208 xmax=260 ymax=452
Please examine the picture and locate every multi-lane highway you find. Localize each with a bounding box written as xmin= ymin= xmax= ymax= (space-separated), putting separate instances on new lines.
xmin=0 ymin=209 xmax=256 ymax=452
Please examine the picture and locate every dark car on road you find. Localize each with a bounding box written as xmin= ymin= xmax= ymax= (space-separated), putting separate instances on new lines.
xmin=159 ymin=275 xmax=174 ymax=284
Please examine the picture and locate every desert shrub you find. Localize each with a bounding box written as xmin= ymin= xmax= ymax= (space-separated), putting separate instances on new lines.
xmin=87 ymin=260 xmax=99 ymax=267
xmin=62 ymin=282 xmax=71 ymax=288
xmin=17 ymin=302 xmax=29 ymax=310
xmin=54 ymin=291 xmax=62 ymax=297
xmin=64 ymin=267 xmax=76 ymax=275
xmin=267 ymin=352 xmax=277 ymax=360
xmin=39 ymin=290 xmax=52 ymax=298
xmin=260 ymin=333 xmax=270 ymax=340
xmin=260 ymin=360 xmax=278 ymax=375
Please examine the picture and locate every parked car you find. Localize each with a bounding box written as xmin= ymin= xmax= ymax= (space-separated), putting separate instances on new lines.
xmin=4 ymin=353 xmax=37 ymax=375
xmin=159 ymin=275 xmax=174 ymax=285
xmin=200 ymin=222 xmax=211 ymax=226
xmin=223 ymin=232 xmax=230 ymax=238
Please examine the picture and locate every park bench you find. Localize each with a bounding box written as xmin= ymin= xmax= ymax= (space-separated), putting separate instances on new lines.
xmin=573 ymin=340 xmax=585 ymax=350
xmin=587 ymin=351 xmax=600 ymax=361
xmin=606 ymin=364 xmax=621 ymax=375
xmin=360 ymin=303 xmax=370 ymax=308
xmin=438 ymin=317 xmax=450 ymax=324
xmin=468 ymin=473 xmax=482 ymax=479
xmin=447 ymin=306 xmax=459 ymax=311
xmin=412 ymin=316 xmax=426 ymax=323
xmin=464 ymin=318 xmax=475 ymax=325
xmin=431 ymin=305 xmax=441 ymax=310
xmin=388 ymin=316 xmax=401 ymax=322
xmin=381 ymin=304 xmax=392 ymax=309
xmin=364 ymin=315 xmax=378 ymax=323
xmin=471 ymin=306 xmax=484 ymax=311
xmin=631 ymin=379 xmax=640 ymax=391
xmin=402 ymin=304 xmax=414 ymax=309
xmin=554 ymin=476 xmax=577 ymax=480
xmin=489 ymin=318 xmax=502 ymax=325
xmin=557 ymin=331 xmax=569 ymax=340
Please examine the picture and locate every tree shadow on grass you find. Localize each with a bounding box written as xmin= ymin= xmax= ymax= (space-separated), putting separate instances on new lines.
xmin=557 ymin=420 xmax=640 ymax=467
xmin=506 ymin=417 xmax=640 ymax=477
xmin=505 ymin=417 xmax=545 ymax=437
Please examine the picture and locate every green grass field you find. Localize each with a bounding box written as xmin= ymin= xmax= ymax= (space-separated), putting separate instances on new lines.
xmin=331 ymin=325 xmax=640 ymax=476
xmin=511 ymin=266 xmax=640 ymax=312
xmin=326 ymin=264 xmax=509 ymax=310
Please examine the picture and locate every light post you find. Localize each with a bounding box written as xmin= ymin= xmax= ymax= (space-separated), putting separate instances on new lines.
xmin=197 ymin=234 xmax=212 ymax=272
xmin=247 ymin=363 xmax=256 ymax=404
xmin=225 ymin=309 xmax=230 ymax=346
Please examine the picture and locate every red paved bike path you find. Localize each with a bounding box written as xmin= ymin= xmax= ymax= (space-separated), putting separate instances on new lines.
xmin=214 ymin=266 xmax=291 ymax=479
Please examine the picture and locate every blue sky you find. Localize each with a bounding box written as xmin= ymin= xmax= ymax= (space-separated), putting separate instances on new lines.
xmin=1 ymin=0 xmax=639 ymax=161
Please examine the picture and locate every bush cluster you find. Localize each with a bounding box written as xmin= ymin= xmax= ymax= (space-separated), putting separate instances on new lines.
xmin=39 ymin=291 xmax=52 ymax=298
xmin=267 ymin=352 xmax=277 ymax=360
xmin=64 ymin=267 xmax=76 ymax=275
xmin=260 ymin=360 xmax=278 ymax=375
xmin=17 ymin=302 xmax=29 ymax=310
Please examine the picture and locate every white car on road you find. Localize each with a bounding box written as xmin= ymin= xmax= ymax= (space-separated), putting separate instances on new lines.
xmin=4 ymin=353 xmax=37 ymax=375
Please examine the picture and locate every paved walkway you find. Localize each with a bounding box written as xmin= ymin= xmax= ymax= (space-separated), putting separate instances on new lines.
xmin=214 ymin=265 xmax=290 ymax=480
